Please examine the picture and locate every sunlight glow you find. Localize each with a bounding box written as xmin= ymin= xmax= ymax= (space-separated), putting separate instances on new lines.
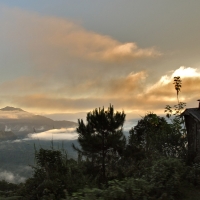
xmin=154 ymin=66 xmax=200 ymax=88
xmin=172 ymin=66 xmax=200 ymax=78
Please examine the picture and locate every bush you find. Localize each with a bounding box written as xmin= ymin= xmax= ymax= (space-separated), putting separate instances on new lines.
xmin=69 ymin=178 xmax=152 ymax=200
xmin=149 ymin=157 xmax=185 ymax=199
xmin=185 ymin=163 xmax=200 ymax=186
xmin=19 ymin=148 xmax=89 ymax=199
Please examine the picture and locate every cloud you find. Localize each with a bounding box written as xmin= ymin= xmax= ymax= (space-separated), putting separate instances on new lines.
xmin=0 ymin=6 xmax=160 ymax=68
xmin=0 ymin=110 xmax=33 ymax=119
xmin=146 ymin=66 xmax=200 ymax=97
xmin=0 ymin=6 xmax=161 ymax=109
xmin=0 ymin=76 xmax=49 ymax=95
xmin=140 ymin=66 xmax=200 ymax=111
xmin=105 ymin=71 xmax=147 ymax=97
xmin=0 ymin=170 xmax=26 ymax=183
xmin=102 ymin=43 xmax=160 ymax=62
xmin=27 ymin=128 xmax=78 ymax=140
xmin=26 ymin=120 xmax=136 ymax=138
xmin=0 ymin=6 xmax=199 ymax=118
xmin=5 ymin=66 xmax=199 ymax=115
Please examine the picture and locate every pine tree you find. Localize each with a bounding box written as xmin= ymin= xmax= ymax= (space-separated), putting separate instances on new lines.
xmin=73 ymin=105 xmax=126 ymax=183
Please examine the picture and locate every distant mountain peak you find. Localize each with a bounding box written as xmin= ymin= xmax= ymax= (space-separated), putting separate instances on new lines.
xmin=0 ymin=106 xmax=25 ymax=112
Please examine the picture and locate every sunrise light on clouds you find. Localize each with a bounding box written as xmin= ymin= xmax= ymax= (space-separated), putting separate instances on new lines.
xmin=0 ymin=1 xmax=200 ymax=121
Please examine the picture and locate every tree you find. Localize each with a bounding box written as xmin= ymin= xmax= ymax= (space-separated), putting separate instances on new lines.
xmin=128 ymin=113 xmax=172 ymax=157
xmin=20 ymin=148 xmax=87 ymax=199
xmin=128 ymin=112 xmax=187 ymax=160
xmin=74 ymin=105 xmax=126 ymax=183
xmin=165 ymin=76 xmax=186 ymax=133
xmin=164 ymin=76 xmax=187 ymax=160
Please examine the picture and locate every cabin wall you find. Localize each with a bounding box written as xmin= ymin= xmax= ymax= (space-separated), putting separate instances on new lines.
xmin=185 ymin=115 xmax=197 ymax=163
xmin=197 ymin=123 xmax=200 ymax=155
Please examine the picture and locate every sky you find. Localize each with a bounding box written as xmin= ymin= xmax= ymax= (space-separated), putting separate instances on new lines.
xmin=0 ymin=1 xmax=200 ymax=122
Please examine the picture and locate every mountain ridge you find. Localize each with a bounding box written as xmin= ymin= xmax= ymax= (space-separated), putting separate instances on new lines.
xmin=0 ymin=106 xmax=77 ymax=138
xmin=0 ymin=106 xmax=25 ymax=112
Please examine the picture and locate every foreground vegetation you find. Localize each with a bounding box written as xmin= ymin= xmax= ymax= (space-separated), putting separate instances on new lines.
xmin=1 ymin=110 xmax=200 ymax=200
xmin=1 ymin=77 xmax=200 ymax=199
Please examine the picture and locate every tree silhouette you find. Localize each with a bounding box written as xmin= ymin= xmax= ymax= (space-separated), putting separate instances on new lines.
xmin=73 ymin=105 xmax=126 ymax=183
xmin=128 ymin=113 xmax=171 ymax=155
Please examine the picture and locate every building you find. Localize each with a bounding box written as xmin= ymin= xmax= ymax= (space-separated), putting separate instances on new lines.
xmin=181 ymin=100 xmax=200 ymax=163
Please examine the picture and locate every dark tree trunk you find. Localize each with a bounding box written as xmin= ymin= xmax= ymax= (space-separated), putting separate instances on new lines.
xmin=102 ymin=131 xmax=106 ymax=183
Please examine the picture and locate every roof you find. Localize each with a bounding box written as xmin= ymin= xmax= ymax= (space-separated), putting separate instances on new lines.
xmin=181 ymin=108 xmax=200 ymax=123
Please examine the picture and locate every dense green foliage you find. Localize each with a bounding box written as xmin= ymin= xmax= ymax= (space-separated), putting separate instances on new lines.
xmin=0 ymin=180 xmax=21 ymax=199
xmin=128 ymin=113 xmax=172 ymax=155
xmin=127 ymin=112 xmax=187 ymax=160
xmin=17 ymin=148 xmax=89 ymax=199
xmin=1 ymin=94 xmax=199 ymax=199
xmin=164 ymin=77 xmax=187 ymax=161
xmin=69 ymin=157 xmax=186 ymax=200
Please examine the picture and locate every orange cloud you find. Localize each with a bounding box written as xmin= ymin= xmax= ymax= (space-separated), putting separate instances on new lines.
xmin=0 ymin=6 xmax=160 ymax=70
xmin=0 ymin=77 xmax=48 ymax=95
xmin=1 ymin=66 xmax=199 ymax=116
xmin=102 ymin=43 xmax=160 ymax=62
xmin=0 ymin=6 xmax=199 ymax=118
xmin=105 ymin=71 xmax=147 ymax=97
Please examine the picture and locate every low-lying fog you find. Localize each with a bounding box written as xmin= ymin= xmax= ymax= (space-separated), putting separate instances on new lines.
xmin=26 ymin=128 xmax=78 ymax=140
xmin=0 ymin=119 xmax=137 ymax=183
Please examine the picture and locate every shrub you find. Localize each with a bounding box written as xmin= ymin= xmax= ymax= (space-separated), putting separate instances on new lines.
xmin=185 ymin=163 xmax=200 ymax=186
xmin=149 ymin=157 xmax=185 ymax=199
xmin=69 ymin=178 xmax=152 ymax=200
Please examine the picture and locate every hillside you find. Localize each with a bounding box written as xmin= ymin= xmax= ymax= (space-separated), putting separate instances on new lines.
xmin=0 ymin=131 xmax=17 ymax=140
xmin=0 ymin=106 xmax=77 ymax=138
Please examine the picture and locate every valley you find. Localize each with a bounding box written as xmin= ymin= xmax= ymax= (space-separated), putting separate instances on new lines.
xmin=0 ymin=106 xmax=79 ymax=182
